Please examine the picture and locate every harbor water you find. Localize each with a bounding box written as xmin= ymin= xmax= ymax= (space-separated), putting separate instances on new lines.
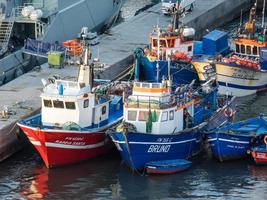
xmin=1 ymin=1 xmax=267 ymax=199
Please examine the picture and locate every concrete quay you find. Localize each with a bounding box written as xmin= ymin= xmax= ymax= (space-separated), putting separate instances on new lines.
xmin=0 ymin=0 xmax=253 ymax=161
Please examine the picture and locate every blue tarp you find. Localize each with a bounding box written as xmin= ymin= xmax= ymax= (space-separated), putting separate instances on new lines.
xmin=23 ymin=38 xmax=66 ymax=57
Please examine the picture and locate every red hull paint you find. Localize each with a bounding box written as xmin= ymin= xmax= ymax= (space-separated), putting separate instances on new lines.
xmin=146 ymin=168 xmax=187 ymax=174
xmin=251 ymin=151 xmax=267 ymax=164
xmin=19 ymin=125 xmax=112 ymax=168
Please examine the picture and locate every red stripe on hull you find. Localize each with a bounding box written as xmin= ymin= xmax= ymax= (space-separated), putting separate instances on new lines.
xmin=146 ymin=168 xmax=187 ymax=175
xmin=252 ymin=151 xmax=267 ymax=165
xmin=19 ymin=126 xmax=111 ymax=168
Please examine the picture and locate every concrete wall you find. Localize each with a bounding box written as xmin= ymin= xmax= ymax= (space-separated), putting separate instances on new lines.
xmin=182 ymin=0 xmax=253 ymax=39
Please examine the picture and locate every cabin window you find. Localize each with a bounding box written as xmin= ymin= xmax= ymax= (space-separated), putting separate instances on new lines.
xmin=167 ymin=39 xmax=175 ymax=48
xmin=43 ymin=99 xmax=52 ymax=107
xmin=236 ymin=44 xmax=240 ymax=53
xmin=135 ymin=82 xmax=140 ymax=87
xmin=53 ymin=100 xmax=64 ymax=109
xmin=128 ymin=110 xmax=137 ymax=121
xmin=253 ymin=46 xmax=258 ymax=55
xmin=152 ymin=39 xmax=158 ymax=47
xmin=188 ymin=46 xmax=192 ymax=52
xmin=138 ymin=111 xmax=149 ymax=121
xmin=160 ymin=40 xmax=167 ymax=48
xmin=84 ymin=99 xmax=89 ymax=108
xmin=152 ymin=83 xmax=160 ymax=88
xmin=169 ymin=110 xmax=174 ymax=120
xmin=142 ymin=83 xmax=150 ymax=88
xmin=102 ymin=106 xmax=106 ymax=115
xmin=65 ymin=102 xmax=76 ymax=110
xmin=246 ymin=46 xmax=252 ymax=55
xmin=161 ymin=111 xmax=168 ymax=122
xmin=240 ymin=45 xmax=245 ymax=54
xmin=79 ymin=82 xmax=86 ymax=88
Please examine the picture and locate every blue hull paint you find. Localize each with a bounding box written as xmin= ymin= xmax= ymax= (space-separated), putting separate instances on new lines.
xmin=140 ymin=59 xmax=198 ymax=85
xmin=145 ymin=159 xmax=192 ymax=174
xmin=109 ymin=130 xmax=202 ymax=170
xmin=207 ymin=132 xmax=252 ymax=161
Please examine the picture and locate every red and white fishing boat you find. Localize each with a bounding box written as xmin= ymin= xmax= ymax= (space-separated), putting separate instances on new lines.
xmin=17 ymin=47 xmax=123 ymax=168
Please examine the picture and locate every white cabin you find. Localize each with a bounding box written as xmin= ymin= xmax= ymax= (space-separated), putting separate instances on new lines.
xmin=41 ymin=46 xmax=110 ymax=129
xmin=41 ymin=79 xmax=110 ymax=128
xmin=124 ymin=81 xmax=194 ymax=134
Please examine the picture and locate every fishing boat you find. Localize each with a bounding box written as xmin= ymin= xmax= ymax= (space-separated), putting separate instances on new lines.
xmin=145 ymin=159 xmax=192 ymax=174
xmin=108 ymin=71 xmax=235 ymax=171
xmin=192 ymin=2 xmax=267 ymax=97
xmin=250 ymin=144 xmax=267 ymax=164
xmin=17 ymin=46 xmax=123 ymax=168
xmin=135 ymin=4 xmax=198 ymax=86
xmin=207 ymin=115 xmax=267 ymax=162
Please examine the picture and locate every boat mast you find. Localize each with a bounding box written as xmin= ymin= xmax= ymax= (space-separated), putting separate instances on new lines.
xmin=262 ymin=0 xmax=266 ymax=30
xmin=156 ymin=20 xmax=160 ymax=83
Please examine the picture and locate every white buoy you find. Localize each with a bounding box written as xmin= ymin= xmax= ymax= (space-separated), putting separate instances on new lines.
xmin=21 ymin=6 xmax=34 ymax=17
xmin=182 ymin=28 xmax=195 ymax=37
xmin=29 ymin=9 xmax=43 ymax=20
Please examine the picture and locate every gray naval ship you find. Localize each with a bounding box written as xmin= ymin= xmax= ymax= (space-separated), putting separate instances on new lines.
xmin=0 ymin=0 xmax=124 ymax=85
xmin=0 ymin=0 xmax=125 ymax=162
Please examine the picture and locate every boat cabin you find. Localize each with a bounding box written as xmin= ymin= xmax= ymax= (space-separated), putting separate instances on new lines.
xmin=149 ymin=27 xmax=195 ymax=59
xmin=124 ymin=81 xmax=194 ymax=134
xmin=234 ymin=38 xmax=267 ymax=57
xmin=41 ymin=79 xmax=110 ymax=129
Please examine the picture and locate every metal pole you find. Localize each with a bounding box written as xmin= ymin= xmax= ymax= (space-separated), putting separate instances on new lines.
xmin=262 ymin=0 xmax=266 ymax=29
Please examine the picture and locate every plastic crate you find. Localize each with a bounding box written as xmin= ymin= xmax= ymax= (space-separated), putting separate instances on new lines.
xmin=48 ymin=51 xmax=64 ymax=68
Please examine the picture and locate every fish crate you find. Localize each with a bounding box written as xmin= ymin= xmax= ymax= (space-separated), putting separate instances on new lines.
xmin=48 ymin=51 xmax=65 ymax=68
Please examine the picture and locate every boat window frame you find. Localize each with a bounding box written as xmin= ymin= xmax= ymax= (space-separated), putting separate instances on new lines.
xmin=246 ymin=45 xmax=252 ymax=55
xmin=240 ymin=44 xmax=245 ymax=54
xmin=138 ymin=110 xmax=149 ymax=121
xmin=84 ymin=99 xmax=89 ymax=108
xmin=128 ymin=110 xmax=137 ymax=121
xmin=65 ymin=101 xmax=76 ymax=110
xmin=102 ymin=105 xmax=106 ymax=115
xmin=253 ymin=46 xmax=258 ymax=55
xmin=53 ymin=100 xmax=64 ymax=109
xmin=188 ymin=45 xmax=192 ymax=52
xmin=43 ymin=99 xmax=52 ymax=108
xmin=161 ymin=111 xmax=168 ymax=122
xmin=236 ymin=44 xmax=240 ymax=53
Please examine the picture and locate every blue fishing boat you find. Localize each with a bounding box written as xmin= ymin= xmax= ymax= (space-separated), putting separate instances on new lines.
xmin=108 ymin=76 xmax=235 ymax=171
xmin=207 ymin=115 xmax=267 ymax=162
xmin=134 ymin=5 xmax=199 ymax=86
xmin=145 ymin=159 xmax=192 ymax=174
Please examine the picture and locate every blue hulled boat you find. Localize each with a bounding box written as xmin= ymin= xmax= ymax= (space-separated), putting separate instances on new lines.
xmin=145 ymin=159 xmax=192 ymax=174
xmin=134 ymin=6 xmax=199 ymax=86
xmin=108 ymin=77 xmax=235 ymax=171
xmin=207 ymin=115 xmax=267 ymax=162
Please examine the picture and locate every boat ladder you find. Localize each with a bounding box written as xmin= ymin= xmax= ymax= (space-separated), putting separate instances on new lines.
xmin=0 ymin=18 xmax=15 ymax=56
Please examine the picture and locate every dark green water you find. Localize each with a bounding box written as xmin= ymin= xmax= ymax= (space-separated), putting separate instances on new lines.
xmin=1 ymin=1 xmax=267 ymax=200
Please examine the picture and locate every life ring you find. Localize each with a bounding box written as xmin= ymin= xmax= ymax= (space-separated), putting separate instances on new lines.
xmin=224 ymin=107 xmax=234 ymax=118
xmin=264 ymin=135 xmax=267 ymax=145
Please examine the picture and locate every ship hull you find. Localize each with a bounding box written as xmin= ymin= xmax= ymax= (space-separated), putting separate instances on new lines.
xmin=18 ymin=123 xmax=112 ymax=168
xmin=108 ymin=130 xmax=202 ymax=170
xmin=207 ymin=132 xmax=252 ymax=161
xmin=251 ymin=145 xmax=267 ymax=165
xmin=192 ymin=61 xmax=267 ymax=97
